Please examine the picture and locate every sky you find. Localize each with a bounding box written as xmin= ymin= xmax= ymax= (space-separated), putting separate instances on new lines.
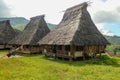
xmin=0 ymin=0 xmax=120 ymax=36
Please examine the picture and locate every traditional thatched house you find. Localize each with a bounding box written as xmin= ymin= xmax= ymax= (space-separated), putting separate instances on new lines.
xmin=0 ymin=20 xmax=16 ymax=49
xmin=9 ymin=15 xmax=50 ymax=53
xmin=38 ymin=2 xmax=109 ymax=60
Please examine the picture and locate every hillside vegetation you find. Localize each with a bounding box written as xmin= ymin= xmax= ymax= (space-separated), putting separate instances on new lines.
xmin=47 ymin=23 xmax=57 ymax=30
xmin=0 ymin=17 xmax=29 ymax=32
xmin=105 ymin=36 xmax=120 ymax=45
xmin=0 ymin=17 xmax=56 ymax=33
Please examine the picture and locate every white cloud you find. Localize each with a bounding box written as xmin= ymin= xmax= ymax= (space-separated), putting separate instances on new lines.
xmin=3 ymin=0 xmax=120 ymax=24
xmin=95 ymin=23 xmax=114 ymax=36
xmin=117 ymin=6 xmax=120 ymax=13
xmin=93 ymin=10 xmax=120 ymax=23
xmin=0 ymin=0 xmax=11 ymax=17
xmin=89 ymin=0 xmax=120 ymax=36
xmin=101 ymin=29 xmax=114 ymax=36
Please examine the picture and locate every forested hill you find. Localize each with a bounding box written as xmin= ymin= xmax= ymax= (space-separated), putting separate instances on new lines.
xmin=0 ymin=17 xmax=56 ymax=32
xmin=105 ymin=36 xmax=120 ymax=45
xmin=0 ymin=17 xmax=29 ymax=33
xmin=0 ymin=17 xmax=29 ymax=26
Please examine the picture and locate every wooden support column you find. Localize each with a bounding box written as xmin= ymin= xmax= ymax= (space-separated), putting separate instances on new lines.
xmin=30 ymin=46 xmax=32 ymax=55
xmin=99 ymin=46 xmax=102 ymax=57
xmin=4 ymin=44 xmax=6 ymax=49
xmin=94 ymin=46 xmax=98 ymax=59
xmin=54 ymin=45 xmax=57 ymax=59
xmin=93 ymin=46 xmax=96 ymax=59
xmin=55 ymin=45 xmax=58 ymax=60
xmin=62 ymin=45 xmax=65 ymax=60
xmin=83 ymin=46 xmax=86 ymax=60
xmin=51 ymin=45 xmax=54 ymax=57
xmin=100 ymin=52 xmax=101 ymax=57
xmin=70 ymin=45 xmax=74 ymax=61
xmin=39 ymin=46 xmax=42 ymax=54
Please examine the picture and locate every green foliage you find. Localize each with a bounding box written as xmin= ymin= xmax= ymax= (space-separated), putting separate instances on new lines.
xmin=0 ymin=17 xmax=29 ymax=34
xmin=106 ymin=45 xmax=117 ymax=52
xmin=0 ymin=17 xmax=29 ymax=26
xmin=0 ymin=51 xmax=120 ymax=80
xmin=47 ymin=23 xmax=57 ymax=30
xmin=13 ymin=29 xmax=21 ymax=35
xmin=13 ymin=24 xmax=26 ymax=31
xmin=106 ymin=44 xmax=120 ymax=56
xmin=0 ymin=50 xmax=8 ymax=54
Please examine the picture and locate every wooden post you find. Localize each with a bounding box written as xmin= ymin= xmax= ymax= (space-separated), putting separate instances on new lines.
xmin=54 ymin=45 xmax=58 ymax=59
xmin=51 ymin=45 xmax=53 ymax=57
xmin=61 ymin=45 xmax=65 ymax=60
xmin=83 ymin=46 xmax=86 ymax=60
xmin=100 ymin=52 xmax=101 ymax=57
xmin=30 ymin=45 xmax=32 ymax=55
xmin=54 ymin=45 xmax=57 ymax=59
xmin=100 ymin=46 xmax=102 ymax=57
xmin=93 ymin=46 xmax=96 ymax=59
xmin=99 ymin=46 xmax=103 ymax=57
xmin=70 ymin=45 xmax=74 ymax=61
xmin=4 ymin=44 xmax=6 ymax=49
xmin=93 ymin=52 xmax=96 ymax=59
xmin=39 ymin=46 xmax=41 ymax=54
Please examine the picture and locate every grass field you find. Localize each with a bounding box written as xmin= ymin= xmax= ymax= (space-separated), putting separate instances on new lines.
xmin=0 ymin=50 xmax=8 ymax=54
xmin=0 ymin=50 xmax=120 ymax=80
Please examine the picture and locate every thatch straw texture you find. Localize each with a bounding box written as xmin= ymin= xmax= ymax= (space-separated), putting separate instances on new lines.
xmin=0 ymin=20 xmax=16 ymax=44
xmin=38 ymin=2 xmax=109 ymax=46
xmin=9 ymin=15 xmax=50 ymax=45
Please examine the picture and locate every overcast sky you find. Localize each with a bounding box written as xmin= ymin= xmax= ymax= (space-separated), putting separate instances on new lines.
xmin=1 ymin=0 xmax=120 ymax=36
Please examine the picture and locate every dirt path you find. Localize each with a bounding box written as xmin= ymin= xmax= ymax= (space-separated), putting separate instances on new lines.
xmin=0 ymin=54 xmax=23 ymax=59
xmin=106 ymin=52 xmax=120 ymax=58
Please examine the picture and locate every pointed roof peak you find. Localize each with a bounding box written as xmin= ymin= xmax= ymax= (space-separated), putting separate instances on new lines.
xmin=0 ymin=20 xmax=16 ymax=44
xmin=66 ymin=2 xmax=89 ymax=12
xmin=9 ymin=15 xmax=50 ymax=45
xmin=30 ymin=15 xmax=45 ymax=20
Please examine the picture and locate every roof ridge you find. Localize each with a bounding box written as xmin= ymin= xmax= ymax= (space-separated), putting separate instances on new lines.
xmin=66 ymin=2 xmax=88 ymax=13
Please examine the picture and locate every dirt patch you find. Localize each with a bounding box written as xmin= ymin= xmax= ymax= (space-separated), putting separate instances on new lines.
xmin=0 ymin=54 xmax=23 ymax=59
xmin=106 ymin=52 xmax=120 ymax=58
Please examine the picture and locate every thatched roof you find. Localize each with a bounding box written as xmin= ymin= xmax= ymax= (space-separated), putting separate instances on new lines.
xmin=0 ymin=20 xmax=16 ymax=45
xmin=38 ymin=2 xmax=109 ymax=46
xmin=9 ymin=15 xmax=50 ymax=45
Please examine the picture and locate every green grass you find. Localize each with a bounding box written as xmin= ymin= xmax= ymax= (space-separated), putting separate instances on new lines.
xmin=0 ymin=50 xmax=120 ymax=80
xmin=0 ymin=50 xmax=8 ymax=54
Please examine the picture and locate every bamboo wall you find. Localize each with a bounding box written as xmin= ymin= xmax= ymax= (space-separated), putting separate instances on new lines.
xmin=11 ymin=45 xmax=43 ymax=54
xmin=23 ymin=46 xmax=42 ymax=53
xmin=0 ymin=45 xmax=4 ymax=49
xmin=0 ymin=44 xmax=12 ymax=49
